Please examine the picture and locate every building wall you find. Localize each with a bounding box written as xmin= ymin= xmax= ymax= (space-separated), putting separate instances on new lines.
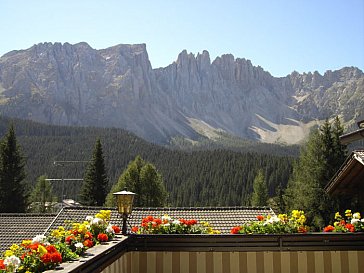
xmin=100 ymin=250 xmax=364 ymax=273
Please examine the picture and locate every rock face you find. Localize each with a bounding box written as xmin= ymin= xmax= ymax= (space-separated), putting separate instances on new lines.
xmin=0 ymin=42 xmax=363 ymax=144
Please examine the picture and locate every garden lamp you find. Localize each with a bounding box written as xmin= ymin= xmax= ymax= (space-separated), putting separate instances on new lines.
xmin=113 ymin=189 xmax=136 ymax=235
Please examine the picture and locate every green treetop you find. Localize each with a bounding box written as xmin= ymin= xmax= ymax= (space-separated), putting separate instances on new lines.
xmin=28 ymin=175 xmax=57 ymax=213
xmin=0 ymin=124 xmax=26 ymax=212
xmin=105 ymin=155 xmax=168 ymax=207
xmin=251 ymin=169 xmax=268 ymax=207
xmin=79 ymin=138 xmax=109 ymax=206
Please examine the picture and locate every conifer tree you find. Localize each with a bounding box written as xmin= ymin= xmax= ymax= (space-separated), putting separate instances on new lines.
xmin=105 ymin=155 xmax=168 ymax=207
xmin=0 ymin=124 xmax=26 ymax=212
xmin=251 ymin=169 xmax=268 ymax=206
xmin=285 ymin=117 xmax=347 ymax=229
xmin=332 ymin=116 xmax=347 ymax=168
xmin=79 ymin=138 xmax=108 ymax=206
xmin=140 ymin=163 xmax=168 ymax=207
xmin=29 ymin=175 xmax=57 ymax=213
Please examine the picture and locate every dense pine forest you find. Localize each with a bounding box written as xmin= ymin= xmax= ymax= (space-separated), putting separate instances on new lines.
xmin=0 ymin=116 xmax=297 ymax=206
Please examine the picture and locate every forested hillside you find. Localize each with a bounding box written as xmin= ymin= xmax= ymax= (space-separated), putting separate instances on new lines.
xmin=0 ymin=116 xmax=296 ymax=206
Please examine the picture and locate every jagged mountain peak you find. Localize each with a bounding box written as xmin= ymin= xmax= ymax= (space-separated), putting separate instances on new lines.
xmin=0 ymin=42 xmax=362 ymax=145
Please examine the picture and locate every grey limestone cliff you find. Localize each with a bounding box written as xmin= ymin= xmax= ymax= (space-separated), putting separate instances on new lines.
xmin=0 ymin=42 xmax=363 ymax=144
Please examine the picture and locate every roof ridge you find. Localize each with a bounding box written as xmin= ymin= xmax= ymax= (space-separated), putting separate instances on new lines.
xmin=61 ymin=206 xmax=272 ymax=211
xmin=0 ymin=213 xmax=57 ymax=217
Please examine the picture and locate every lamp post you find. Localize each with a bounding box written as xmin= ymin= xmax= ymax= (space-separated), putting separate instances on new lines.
xmin=113 ymin=190 xmax=136 ymax=235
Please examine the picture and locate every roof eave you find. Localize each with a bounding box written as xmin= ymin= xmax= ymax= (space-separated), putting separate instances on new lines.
xmin=339 ymin=128 xmax=364 ymax=145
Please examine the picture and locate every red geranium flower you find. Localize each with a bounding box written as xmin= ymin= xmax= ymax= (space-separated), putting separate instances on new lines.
xmin=323 ymin=225 xmax=335 ymax=232
xmin=97 ymin=233 xmax=108 ymax=242
xmin=143 ymin=216 xmax=154 ymax=224
xmin=41 ymin=253 xmax=52 ymax=264
xmin=0 ymin=259 xmax=5 ymax=270
xmin=187 ymin=219 xmax=197 ymax=225
xmin=46 ymin=245 xmax=57 ymax=253
xmin=50 ymin=252 xmax=62 ymax=263
xmin=231 ymin=226 xmax=242 ymax=234
xmin=297 ymin=226 xmax=307 ymax=233
xmin=83 ymin=239 xmax=94 ymax=248
xmin=256 ymin=215 xmax=264 ymax=221
xmin=131 ymin=226 xmax=139 ymax=233
xmin=65 ymin=235 xmax=76 ymax=244
xmin=345 ymin=223 xmax=355 ymax=232
xmin=27 ymin=242 xmax=40 ymax=251
xmin=179 ymin=219 xmax=188 ymax=225
xmin=112 ymin=225 xmax=121 ymax=234
xmin=84 ymin=231 xmax=93 ymax=240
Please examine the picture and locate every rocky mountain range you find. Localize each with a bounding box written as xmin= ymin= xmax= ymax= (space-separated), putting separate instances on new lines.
xmin=0 ymin=42 xmax=363 ymax=145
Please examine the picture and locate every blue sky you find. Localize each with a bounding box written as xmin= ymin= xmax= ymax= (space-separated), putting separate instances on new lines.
xmin=1 ymin=0 xmax=363 ymax=77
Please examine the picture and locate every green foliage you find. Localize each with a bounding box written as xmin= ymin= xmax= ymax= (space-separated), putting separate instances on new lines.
xmin=284 ymin=117 xmax=348 ymax=229
xmin=28 ymin=175 xmax=57 ymax=213
xmin=0 ymin=124 xmax=26 ymax=212
xmin=79 ymin=139 xmax=109 ymax=206
xmin=251 ymin=169 xmax=268 ymax=206
xmin=269 ymin=184 xmax=286 ymax=214
xmin=105 ymin=156 xmax=168 ymax=207
xmin=140 ymin=163 xmax=168 ymax=206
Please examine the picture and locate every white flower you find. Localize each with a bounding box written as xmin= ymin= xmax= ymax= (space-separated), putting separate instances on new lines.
xmin=351 ymin=218 xmax=360 ymax=224
xmin=92 ymin=218 xmax=103 ymax=225
xmin=75 ymin=242 xmax=84 ymax=249
xmin=162 ymin=215 xmax=171 ymax=222
xmin=361 ymin=219 xmax=364 ymax=223
xmin=32 ymin=234 xmax=47 ymax=244
xmin=106 ymin=224 xmax=115 ymax=233
xmin=86 ymin=216 xmax=94 ymax=222
xmin=162 ymin=223 xmax=171 ymax=227
xmin=172 ymin=220 xmax=181 ymax=225
xmin=353 ymin=212 xmax=361 ymax=219
xmin=266 ymin=216 xmax=280 ymax=224
xmin=4 ymin=255 xmax=21 ymax=272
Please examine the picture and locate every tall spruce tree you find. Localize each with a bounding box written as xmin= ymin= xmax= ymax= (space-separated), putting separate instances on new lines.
xmin=251 ymin=169 xmax=269 ymax=206
xmin=79 ymin=138 xmax=108 ymax=206
xmin=0 ymin=124 xmax=26 ymax=212
xmin=284 ymin=117 xmax=347 ymax=229
xmin=105 ymin=155 xmax=168 ymax=207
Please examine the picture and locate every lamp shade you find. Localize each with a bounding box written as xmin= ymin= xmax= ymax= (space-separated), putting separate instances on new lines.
xmin=113 ymin=190 xmax=136 ymax=215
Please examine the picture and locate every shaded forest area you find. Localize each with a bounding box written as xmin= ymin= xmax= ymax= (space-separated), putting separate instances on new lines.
xmin=0 ymin=116 xmax=297 ymax=206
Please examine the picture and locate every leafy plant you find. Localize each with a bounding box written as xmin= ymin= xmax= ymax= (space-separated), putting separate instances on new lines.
xmin=323 ymin=210 xmax=364 ymax=233
xmin=132 ymin=215 xmax=220 ymax=234
xmin=0 ymin=210 xmax=121 ymax=273
xmin=231 ymin=210 xmax=308 ymax=234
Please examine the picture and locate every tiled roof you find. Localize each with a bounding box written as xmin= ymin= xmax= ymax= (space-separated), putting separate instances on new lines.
xmin=0 ymin=213 xmax=56 ymax=253
xmin=0 ymin=206 xmax=275 ymax=253
xmin=325 ymin=150 xmax=364 ymax=195
xmin=354 ymin=150 xmax=364 ymax=162
xmin=47 ymin=206 xmax=274 ymax=234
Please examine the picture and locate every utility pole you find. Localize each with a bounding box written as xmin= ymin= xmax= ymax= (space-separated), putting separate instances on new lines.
xmin=45 ymin=179 xmax=84 ymax=208
xmin=51 ymin=160 xmax=89 ymax=207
